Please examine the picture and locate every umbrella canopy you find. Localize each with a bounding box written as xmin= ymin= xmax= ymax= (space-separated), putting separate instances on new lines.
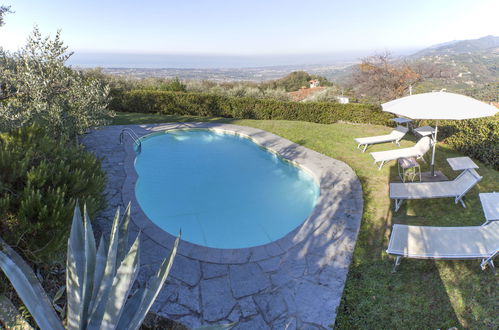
xmin=381 ymin=91 xmax=498 ymax=176
xmin=382 ymin=91 xmax=498 ymax=120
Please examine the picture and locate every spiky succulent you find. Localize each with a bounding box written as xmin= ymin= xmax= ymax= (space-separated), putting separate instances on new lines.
xmin=0 ymin=203 xmax=179 ymax=330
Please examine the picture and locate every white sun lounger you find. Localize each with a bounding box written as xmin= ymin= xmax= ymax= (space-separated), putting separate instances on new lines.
xmin=387 ymin=221 xmax=499 ymax=273
xmin=390 ymin=169 xmax=483 ymax=212
xmin=389 ymin=169 xmax=482 ymax=212
xmin=370 ymin=136 xmax=432 ymax=170
xmin=355 ymin=126 xmax=408 ymax=152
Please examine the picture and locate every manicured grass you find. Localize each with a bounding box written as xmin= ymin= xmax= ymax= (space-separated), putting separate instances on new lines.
xmin=111 ymin=112 xmax=499 ymax=329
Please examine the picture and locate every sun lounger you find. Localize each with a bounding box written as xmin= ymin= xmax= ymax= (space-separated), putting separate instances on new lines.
xmin=370 ymin=136 xmax=432 ymax=169
xmin=479 ymin=192 xmax=499 ymax=224
xmin=389 ymin=169 xmax=482 ymax=211
xmin=355 ymin=126 xmax=408 ymax=152
xmin=387 ymin=221 xmax=499 ymax=273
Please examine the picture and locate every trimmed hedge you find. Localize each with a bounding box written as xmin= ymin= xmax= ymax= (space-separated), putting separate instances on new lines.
xmin=110 ymin=90 xmax=498 ymax=168
xmin=109 ymin=89 xmax=394 ymax=126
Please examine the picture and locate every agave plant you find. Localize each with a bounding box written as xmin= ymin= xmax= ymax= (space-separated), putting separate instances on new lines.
xmin=0 ymin=203 xmax=179 ymax=330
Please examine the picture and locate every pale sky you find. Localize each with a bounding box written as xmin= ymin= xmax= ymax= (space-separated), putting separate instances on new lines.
xmin=0 ymin=0 xmax=498 ymax=54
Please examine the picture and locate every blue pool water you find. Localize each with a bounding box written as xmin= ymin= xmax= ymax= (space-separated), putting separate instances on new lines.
xmin=134 ymin=130 xmax=319 ymax=248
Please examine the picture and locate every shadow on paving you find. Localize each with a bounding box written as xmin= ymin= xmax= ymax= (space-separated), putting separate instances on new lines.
xmin=84 ymin=123 xmax=364 ymax=329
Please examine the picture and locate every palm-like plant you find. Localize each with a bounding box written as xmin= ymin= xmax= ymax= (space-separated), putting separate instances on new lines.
xmin=0 ymin=203 xmax=179 ymax=330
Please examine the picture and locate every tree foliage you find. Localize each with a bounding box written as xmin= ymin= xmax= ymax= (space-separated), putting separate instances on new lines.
xmin=0 ymin=5 xmax=11 ymax=27
xmin=351 ymin=52 xmax=421 ymax=103
xmin=264 ymin=71 xmax=332 ymax=92
xmin=0 ymin=27 xmax=112 ymax=138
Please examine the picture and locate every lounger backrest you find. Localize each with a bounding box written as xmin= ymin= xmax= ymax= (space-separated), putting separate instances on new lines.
xmin=452 ymin=169 xmax=482 ymax=195
xmin=413 ymin=136 xmax=432 ymax=155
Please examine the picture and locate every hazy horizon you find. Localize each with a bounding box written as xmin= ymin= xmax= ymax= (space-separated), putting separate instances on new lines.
xmin=67 ymin=48 xmax=421 ymax=69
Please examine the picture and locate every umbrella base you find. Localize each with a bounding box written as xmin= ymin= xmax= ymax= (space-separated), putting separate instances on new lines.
xmin=421 ymin=170 xmax=448 ymax=182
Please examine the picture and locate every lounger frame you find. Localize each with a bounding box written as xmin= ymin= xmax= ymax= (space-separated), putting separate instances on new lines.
xmin=370 ymin=136 xmax=432 ymax=170
xmin=388 ymin=223 xmax=498 ymax=274
xmin=355 ymin=126 xmax=408 ymax=152
xmin=375 ymin=154 xmax=426 ymax=171
xmin=357 ymin=138 xmax=401 ymax=153
xmin=391 ymin=250 xmax=497 ymax=274
xmin=390 ymin=169 xmax=482 ymax=212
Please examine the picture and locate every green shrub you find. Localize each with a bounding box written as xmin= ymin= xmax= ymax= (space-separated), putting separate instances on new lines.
xmin=0 ymin=28 xmax=112 ymax=139
xmin=109 ymin=89 xmax=394 ymax=126
xmin=0 ymin=126 xmax=106 ymax=263
xmin=430 ymin=116 xmax=498 ymax=169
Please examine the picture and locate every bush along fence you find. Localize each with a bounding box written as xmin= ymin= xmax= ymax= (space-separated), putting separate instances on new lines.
xmin=109 ymin=89 xmax=394 ymax=126
xmin=419 ymin=117 xmax=499 ymax=169
xmin=110 ymin=90 xmax=498 ymax=168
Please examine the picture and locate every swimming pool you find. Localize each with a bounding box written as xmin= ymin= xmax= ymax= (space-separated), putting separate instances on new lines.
xmin=134 ymin=129 xmax=319 ymax=249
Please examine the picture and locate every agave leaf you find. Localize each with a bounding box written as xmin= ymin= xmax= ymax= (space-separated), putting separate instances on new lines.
xmin=115 ymin=287 xmax=147 ymax=330
xmin=0 ymin=240 xmax=64 ymax=330
xmin=66 ymin=245 xmax=82 ymax=330
xmin=66 ymin=204 xmax=86 ymax=330
xmin=80 ymin=205 xmax=97 ymax=326
xmin=52 ymin=285 xmax=65 ymax=304
xmin=116 ymin=202 xmax=131 ymax=269
xmin=127 ymin=234 xmax=180 ymax=330
xmin=54 ymin=304 xmax=64 ymax=313
xmin=90 ymin=235 xmax=107 ymax=307
xmin=87 ymin=207 xmax=122 ymax=327
xmin=101 ymin=233 xmax=141 ymax=329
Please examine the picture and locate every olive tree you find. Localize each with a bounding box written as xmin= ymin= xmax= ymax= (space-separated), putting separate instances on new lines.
xmin=0 ymin=5 xmax=11 ymax=26
xmin=0 ymin=27 xmax=112 ymax=138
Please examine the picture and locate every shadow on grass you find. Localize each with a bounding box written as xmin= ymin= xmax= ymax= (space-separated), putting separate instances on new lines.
xmin=335 ymin=160 xmax=462 ymax=329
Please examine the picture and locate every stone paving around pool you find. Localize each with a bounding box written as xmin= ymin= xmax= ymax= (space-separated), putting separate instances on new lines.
xmin=82 ymin=123 xmax=363 ymax=329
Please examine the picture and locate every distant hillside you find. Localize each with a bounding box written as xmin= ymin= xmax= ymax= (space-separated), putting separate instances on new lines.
xmin=412 ymin=35 xmax=499 ymax=57
xmin=404 ymin=36 xmax=498 ymax=100
xmin=323 ymin=36 xmax=499 ymax=101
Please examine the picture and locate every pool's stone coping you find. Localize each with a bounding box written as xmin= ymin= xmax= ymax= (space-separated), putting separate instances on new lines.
xmin=83 ymin=123 xmax=363 ymax=329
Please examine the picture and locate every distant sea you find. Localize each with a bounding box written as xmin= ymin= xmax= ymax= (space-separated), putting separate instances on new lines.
xmin=68 ymin=49 xmax=417 ymax=69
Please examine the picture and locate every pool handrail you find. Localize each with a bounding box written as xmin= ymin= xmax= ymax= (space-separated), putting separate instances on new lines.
xmin=120 ymin=128 xmax=142 ymax=152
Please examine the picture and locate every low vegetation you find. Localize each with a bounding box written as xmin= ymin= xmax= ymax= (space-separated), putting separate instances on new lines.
xmin=0 ymin=203 xmax=180 ymax=329
xmin=423 ymin=116 xmax=499 ymax=169
xmin=0 ymin=125 xmax=106 ymax=263
xmin=110 ymin=89 xmax=392 ymax=126
xmin=112 ymin=112 xmax=499 ymax=329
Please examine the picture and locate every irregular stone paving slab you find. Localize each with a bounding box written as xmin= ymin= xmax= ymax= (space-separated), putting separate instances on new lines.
xmin=253 ymin=292 xmax=288 ymax=323
xmin=82 ymin=123 xmax=363 ymax=329
xmin=229 ymin=263 xmax=270 ymax=298
xmin=202 ymin=262 xmax=228 ymax=279
xmin=238 ymin=296 xmax=259 ymax=318
xmin=200 ymin=277 xmax=236 ymax=322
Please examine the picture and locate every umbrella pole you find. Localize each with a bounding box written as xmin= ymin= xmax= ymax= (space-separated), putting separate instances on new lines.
xmin=430 ymin=121 xmax=438 ymax=176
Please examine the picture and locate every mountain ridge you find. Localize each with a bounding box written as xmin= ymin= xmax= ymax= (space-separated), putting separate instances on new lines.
xmin=411 ymin=35 xmax=499 ymax=57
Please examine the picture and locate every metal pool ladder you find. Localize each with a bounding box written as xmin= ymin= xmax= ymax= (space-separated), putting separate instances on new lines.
xmin=119 ymin=128 xmax=142 ymax=152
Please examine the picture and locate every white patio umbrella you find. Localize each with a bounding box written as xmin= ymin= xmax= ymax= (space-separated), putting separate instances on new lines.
xmin=382 ymin=91 xmax=498 ymax=175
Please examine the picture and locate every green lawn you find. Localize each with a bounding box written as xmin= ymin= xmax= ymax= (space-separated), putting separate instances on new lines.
xmin=112 ymin=112 xmax=499 ymax=329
